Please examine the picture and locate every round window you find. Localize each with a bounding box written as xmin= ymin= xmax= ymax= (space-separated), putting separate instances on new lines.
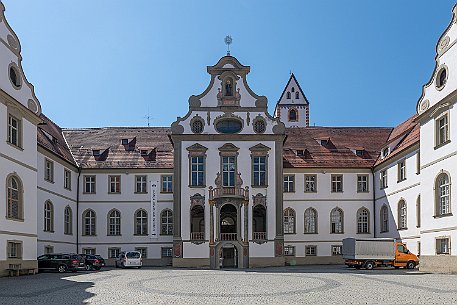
xmin=9 ymin=66 xmax=21 ymax=88
xmin=191 ymin=120 xmax=204 ymax=134
xmin=436 ymin=67 xmax=447 ymax=89
xmin=215 ymin=119 xmax=243 ymax=134
xmin=253 ymin=119 xmax=266 ymax=134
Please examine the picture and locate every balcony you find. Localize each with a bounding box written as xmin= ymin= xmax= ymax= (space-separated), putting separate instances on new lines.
xmin=253 ymin=232 xmax=267 ymax=241
xmin=209 ymin=186 xmax=249 ymax=201
xmin=190 ymin=232 xmax=205 ymax=241
xmin=220 ymin=233 xmax=238 ymax=241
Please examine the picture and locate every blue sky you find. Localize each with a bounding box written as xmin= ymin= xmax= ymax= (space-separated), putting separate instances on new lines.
xmin=3 ymin=0 xmax=456 ymax=128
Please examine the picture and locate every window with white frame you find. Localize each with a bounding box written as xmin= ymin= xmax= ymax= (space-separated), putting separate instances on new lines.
xmin=135 ymin=209 xmax=148 ymax=235
xmin=222 ymin=156 xmax=236 ymax=187
xmin=283 ymin=208 xmax=296 ymax=234
xmin=332 ymin=245 xmax=342 ymax=256
xmin=398 ymin=160 xmax=406 ymax=182
xmin=190 ymin=156 xmax=205 ymax=187
xmin=64 ymin=169 xmax=71 ymax=190
xmin=304 ymin=175 xmax=317 ymax=193
xmin=44 ymin=245 xmax=54 ymax=254
xmin=304 ymin=208 xmax=317 ymax=234
xmin=64 ymin=206 xmax=72 ymax=235
xmin=161 ymin=175 xmax=173 ymax=193
xmin=331 ymin=175 xmax=343 ymax=192
xmin=252 ymin=156 xmax=267 ymax=187
xmin=284 ymin=245 xmax=295 ymax=256
xmin=44 ymin=159 xmax=54 ymax=183
xmin=436 ymin=238 xmax=450 ymax=255
xmin=83 ymin=209 xmax=96 ymax=236
xmin=109 ymin=175 xmax=121 ymax=193
xmin=305 ymin=245 xmax=317 ymax=256
xmin=7 ymin=241 xmax=22 ymax=258
xmin=284 ymin=175 xmax=295 ymax=192
xmin=7 ymin=175 xmax=22 ymax=220
xmin=357 ymin=175 xmax=368 ymax=193
xmin=135 ymin=175 xmax=147 ymax=193
xmin=108 ymin=209 xmax=121 ymax=235
xmin=398 ymin=200 xmax=407 ymax=230
xmin=380 ymin=205 xmax=389 ymax=233
xmin=357 ymin=208 xmax=369 ymax=234
xmin=436 ymin=173 xmax=451 ymax=216
xmin=7 ymin=114 xmax=21 ymax=147
xmin=83 ymin=248 xmax=96 ymax=255
xmin=161 ymin=247 xmax=173 ymax=258
xmin=380 ymin=170 xmax=388 ymax=189
xmin=44 ymin=200 xmax=54 ymax=232
xmin=135 ymin=247 xmax=148 ymax=258
xmin=161 ymin=209 xmax=173 ymax=235
xmin=330 ymin=208 xmax=344 ymax=234
xmin=108 ymin=248 xmax=120 ymax=259
xmin=84 ymin=175 xmax=96 ymax=193
xmin=436 ymin=114 xmax=449 ymax=147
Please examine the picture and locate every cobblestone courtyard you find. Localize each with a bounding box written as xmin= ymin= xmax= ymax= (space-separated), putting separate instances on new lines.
xmin=1 ymin=265 xmax=457 ymax=304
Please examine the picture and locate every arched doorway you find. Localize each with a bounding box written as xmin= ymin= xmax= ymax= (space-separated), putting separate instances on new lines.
xmin=220 ymin=204 xmax=237 ymax=241
xmin=219 ymin=243 xmax=238 ymax=268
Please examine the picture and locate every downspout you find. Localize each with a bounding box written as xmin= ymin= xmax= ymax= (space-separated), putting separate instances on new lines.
xmin=76 ymin=167 xmax=81 ymax=253
xmin=372 ymin=169 xmax=376 ymax=238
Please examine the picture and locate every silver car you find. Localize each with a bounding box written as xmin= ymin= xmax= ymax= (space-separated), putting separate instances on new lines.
xmin=115 ymin=251 xmax=142 ymax=268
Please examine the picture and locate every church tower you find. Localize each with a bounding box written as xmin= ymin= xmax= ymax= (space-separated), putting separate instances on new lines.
xmin=274 ymin=73 xmax=309 ymax=127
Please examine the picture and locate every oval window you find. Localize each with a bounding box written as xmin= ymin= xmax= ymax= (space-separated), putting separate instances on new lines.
xmin=215 ymin=119 xmax=242 ymax=134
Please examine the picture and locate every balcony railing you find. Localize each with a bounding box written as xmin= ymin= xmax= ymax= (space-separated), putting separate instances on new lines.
xmin=253 ymin=232 xmax=267 ymax=241
xmin=209 ymin=186 xmax=249 ymax=200
xmin=190 ymin=232 xmax=205 ymax=240
xmin=220 ymin=233 xmax=237 ymax=241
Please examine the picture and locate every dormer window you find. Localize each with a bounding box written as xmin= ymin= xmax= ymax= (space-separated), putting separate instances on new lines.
xmin=92 ymin=150 xmax=101 ymax=157
xmin=356 ymin=150 xmax=364 ymax=157
xmin=288 ymin=109 xmax=297 ymax=122
xmin=320 ymin=139 xmax=329 ymax=146
xmin=382 ymin=147 xmax=389 ymax=158
xmin=296 ymin=150 xmax=304 ymax=156
xmin=286 ymin=92 xmax=291 ymax=99
xmin=121 ymin=139 xmax=129 ymax=145
xmin=140 ymin=150 xmax=148 ymax=156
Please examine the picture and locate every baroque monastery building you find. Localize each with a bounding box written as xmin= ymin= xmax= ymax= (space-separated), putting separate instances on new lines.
xmin=1 ymin=1 xmax=457 ymax=275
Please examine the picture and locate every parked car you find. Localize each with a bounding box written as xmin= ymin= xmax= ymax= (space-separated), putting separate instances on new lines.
xmin=115 ymin=251 xmax=142 ymax=269
xmin=80 ymin=254 xmax=105 ymax=271
xmin=37 ymin=253 xmax=86 ymax=273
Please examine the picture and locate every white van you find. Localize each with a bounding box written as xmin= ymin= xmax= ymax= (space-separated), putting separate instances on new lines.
xmin=115 ymin=251 xmax=142 ymax=268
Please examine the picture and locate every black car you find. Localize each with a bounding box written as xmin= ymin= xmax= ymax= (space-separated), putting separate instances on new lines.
xmin=80 ymin=254 xmax=105 ymax=271
xmin=37 ymin=253 xmax=86 ymax=273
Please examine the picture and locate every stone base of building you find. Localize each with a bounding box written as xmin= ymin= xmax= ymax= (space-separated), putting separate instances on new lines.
xmin=173 ymin=258 xmax=210 ymax=268
xmin=285 ymin=256 xmax=344 ymax=265
xmin=249 ymin=257 xmax=285 ymax=268
xmin=0 ymin=259 xmax=38 ymax=277
xmin=419 ymin=255 xmax=457 ymax=273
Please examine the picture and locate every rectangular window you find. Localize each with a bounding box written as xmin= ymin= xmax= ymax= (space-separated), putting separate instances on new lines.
xmin=284 ymin=246 xmax=295 ymax=256
xmin=304 ymin=175 xmax=317 ymax=193
xmin=305 ymin=245 xmax=317 ymax=256
xmin=284 ymin=175 xmax=295 ymax=192
xmin=331 ymin=175 xmax=343 ymax=193
xmin=44 ymin=246 xmax=54 ymax=254
xmin=84 ymin=176 xmax=96 ymax=193
xmin=357 ymin=175 xmax=368 ymax=193
xmin=416 ymin=152 xmax=421 ymax=174
xmin=108 ymin=248 xmax=121 ymax=259
xmin=44 ymin=159 xmax=54 ymax=182
xmin=222 ymin=156 xmax=236 ymax=187
xmin=109 ymin=175 xmax=121 ymax=193
xmin=436 ymin=114 xmax=449 ymax=147
xmin=332 ymin=245 xmax=342 ymax=256
xmin=398 ymin=160 xmax=406 ymax=182
xmin=161 ymin=247 xmax=173 ymax=258
xmin=380 ymin=170 xmax=388 ymax=189
xmin=83 ymin=248 xmax=96 ymax=255
xmin=190 ymin=156 xmax=205 ymax=187
xmin=135 ymin=247 xmax=147 ymax=258
xmin=252 ymin=156 xmax=267 ymax=187
xmin=436 ymin=238 xmax=450 ymax=255
xmin=64 ymin=169 xmax=71 ymax=190
xmin=8 ymin=115 xmax=21 ymax=147
xmin=135 ymin=175 xmax=148 ymax=193
xmin=7 ymin=241 xmax=22 ymax=259
xmin=161 ymin=175 xmax=173 ymax=193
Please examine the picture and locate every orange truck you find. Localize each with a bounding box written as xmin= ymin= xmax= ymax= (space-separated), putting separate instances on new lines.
xmin=342 ymin=238 xmax=419 ymax=270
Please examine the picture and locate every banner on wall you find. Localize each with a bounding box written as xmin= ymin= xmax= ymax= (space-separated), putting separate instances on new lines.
xmin=151 ymin=181 xmax=158 ymax=239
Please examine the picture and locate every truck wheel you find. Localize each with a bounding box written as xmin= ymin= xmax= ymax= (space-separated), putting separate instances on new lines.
xmin=406 ymin=261 xmax=416 ymax=269
xmin=365 ymin=262 xmax=374 ymax=270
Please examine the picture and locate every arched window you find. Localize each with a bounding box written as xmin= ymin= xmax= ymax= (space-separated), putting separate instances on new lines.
xmin=44 ymin=201 xmax=54 ymax=232
xmin=83 ymin=209 xmax=96 ymax=236
xmin=190 ymin=205 xmax=205 ymax=240
xmin=283 ymin=208 xmax=296 ymax=234
xmin=380 ymin=205 xmax=389 ymax=233
xmin=291 ymin=87 xmax=295 ymax=93
xmin=330 ymin=208 xmax=343 ymax=234
xmin=64 ymin=206 xmax=72 ymax=235
xmin=398 ymin=200 xmax=407 ymax=229
xmin=295 ymin=92 xmax=299 ymax=99
xmin=435 ymin=173 xmax=451 ymax=216
xmin=135 ymin=209 xmax=148 ymax=235
xmin=288 ymin=109 xmax=297 ymax=122
xmin=304 ymin=208 xmax=317 ymax=234
xmin=161 ymin=209 xmax=173 ymax=235
xmin=416 ymin=196 xmax=421 ymax=228
xmin=286 ymin=92 xmax=291 ymax=99
xmin=7 ymin=175 xmax=22 ymax=220
xmin=108 ymin=209 xmax=121 ymax=236
xmin=357 ymin=208 xmax=369 ymax=234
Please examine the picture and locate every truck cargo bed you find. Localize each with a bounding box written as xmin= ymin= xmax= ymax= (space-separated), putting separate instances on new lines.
xmin=342 ymin=238 xmax=396 ymax=261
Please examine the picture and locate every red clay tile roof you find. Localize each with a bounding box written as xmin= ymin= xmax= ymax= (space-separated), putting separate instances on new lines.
xmin=62 ymin=127 xmax=173 ymax=169
xmin=37 ymin=114 xmax=77 ymax=166
xmin=374 ymin=114 xmax=420 ymax=167
xmin=283 ymin=127 xmax=392 ymax=168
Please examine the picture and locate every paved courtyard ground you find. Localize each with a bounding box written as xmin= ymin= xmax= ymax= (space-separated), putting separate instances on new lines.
xmin=0 ymin=265 xmax=456 ymax=304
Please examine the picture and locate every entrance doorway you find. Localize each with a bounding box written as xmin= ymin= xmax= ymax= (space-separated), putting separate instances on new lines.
xmin=220 ymin=244 xmax=238 ymax=268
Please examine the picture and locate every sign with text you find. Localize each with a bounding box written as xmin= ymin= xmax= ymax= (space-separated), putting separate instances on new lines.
xmin=150 ymin=181 xmax=158 ymax=239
